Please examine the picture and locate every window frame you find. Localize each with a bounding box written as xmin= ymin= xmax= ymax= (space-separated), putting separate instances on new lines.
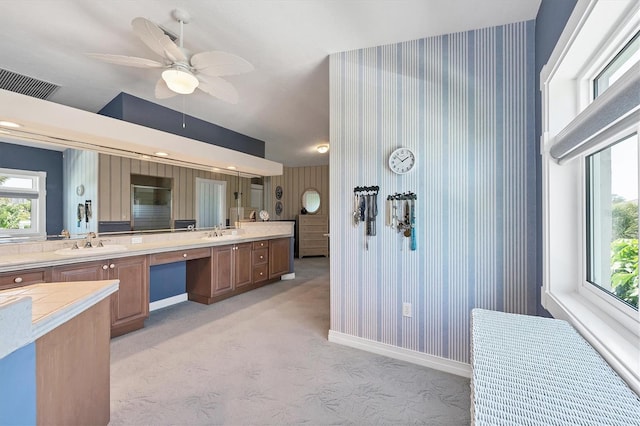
xmin=541 ymin=0 xmax=640 ymax=394
xmin=0 ymin=167 xmax=47 ymax=238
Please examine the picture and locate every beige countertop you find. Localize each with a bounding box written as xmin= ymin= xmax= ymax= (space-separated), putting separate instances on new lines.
xmin=0 ymin=226 xmax=294 ymax=273
xmin=0 ymin=279 xmax=119 ymax=359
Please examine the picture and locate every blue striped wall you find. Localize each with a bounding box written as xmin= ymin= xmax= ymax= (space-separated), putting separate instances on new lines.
xmin=329 ymin=21 xmax=535 ymax=364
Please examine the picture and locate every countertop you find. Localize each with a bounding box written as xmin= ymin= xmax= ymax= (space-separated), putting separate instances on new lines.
xmin=0 ymin=227 xmax=294 ymax=273
xmin=0 ymin=279 xmax=119 ymax=359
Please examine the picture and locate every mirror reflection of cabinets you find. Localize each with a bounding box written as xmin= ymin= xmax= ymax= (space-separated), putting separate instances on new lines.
xmin=0 ymin=140 xmax=266 ymax=240
xmin=301 ymin=188 xmax=321 ymax=214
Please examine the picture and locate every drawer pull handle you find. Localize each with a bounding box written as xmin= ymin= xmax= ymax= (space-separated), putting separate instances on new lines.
xmin=109 ymin=264 xmax=115 ymax=269
xmin=14 ymin=277 xmax=23 ymax=283
xmin=183 ymin=253 xmax=188 ymax=258
xmin=102 ymin=265 xmax=109 ymax=270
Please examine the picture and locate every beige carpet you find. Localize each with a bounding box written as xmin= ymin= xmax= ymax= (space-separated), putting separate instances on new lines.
xmin=110 ymin=257 xmax=470 ymax=425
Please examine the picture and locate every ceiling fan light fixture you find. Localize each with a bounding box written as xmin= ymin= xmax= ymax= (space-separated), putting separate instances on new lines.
xmin=162 ymin=67 xmax=199 ymax=94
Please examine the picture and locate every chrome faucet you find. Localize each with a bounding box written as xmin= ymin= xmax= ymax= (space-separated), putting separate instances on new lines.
xmin=84 ymin=232 xmax=97 ymax=248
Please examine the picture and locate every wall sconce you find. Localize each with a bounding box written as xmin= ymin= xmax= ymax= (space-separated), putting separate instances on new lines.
xmin=317 ymin=144 xmax=329 ymax=154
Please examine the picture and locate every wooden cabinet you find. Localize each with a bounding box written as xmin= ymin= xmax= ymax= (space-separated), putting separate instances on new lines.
xmin=297 ymin=214 xmax=329 ymax=258
xmin=252 ymin=240 xmax=269 ymax=284
xmin=149 ymin=247 xmax=211 ymax=265
xmin=269 ymin=237 xmax=291 ymax=279
xmin=51 ymin=255 xmax=149 ymax=337
xmin=0 ymin=268 xmax=49 ymax=290
xmin=188 ymin=242 xmax=252 ymax=304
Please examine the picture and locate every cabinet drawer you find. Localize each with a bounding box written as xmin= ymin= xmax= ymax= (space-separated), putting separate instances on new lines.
xmin=252 ymin=240 xmax=269 ymax=250
xmin=0 ymin=269 xmax=47 ymax=289
xmin=252 ymin=247 xmax=268 ymax=265
xmin=253 ymin=264 xmax=268 ymax=283
xmin=149 ymin=248 xmax=211 ymax=265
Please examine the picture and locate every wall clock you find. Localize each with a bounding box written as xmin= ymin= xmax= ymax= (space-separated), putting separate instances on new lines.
xmin=388 ymin=147 xmax=416 ymax=174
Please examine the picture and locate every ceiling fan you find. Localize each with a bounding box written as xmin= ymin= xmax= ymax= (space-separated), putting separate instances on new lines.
xmin=88 ymin=9 xmax=253 ymax=104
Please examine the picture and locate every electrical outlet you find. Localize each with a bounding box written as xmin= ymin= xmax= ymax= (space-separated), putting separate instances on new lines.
xmin=402 ymin=302 xmax=412 ymax=318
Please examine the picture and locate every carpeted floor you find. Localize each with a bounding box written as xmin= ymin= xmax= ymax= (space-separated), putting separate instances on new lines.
xmin=110 ymin=257 xmax=470 ymax=425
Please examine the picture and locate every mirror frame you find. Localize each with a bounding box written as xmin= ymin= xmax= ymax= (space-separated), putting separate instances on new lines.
xmin=301 ymin=188 xmax=321 ymax=214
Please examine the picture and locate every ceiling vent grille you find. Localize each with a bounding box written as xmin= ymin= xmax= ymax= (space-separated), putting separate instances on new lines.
xmin=0 ymin=68 xmax=59 ymax=100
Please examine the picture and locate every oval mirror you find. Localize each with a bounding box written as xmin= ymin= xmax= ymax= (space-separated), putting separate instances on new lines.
xmin=301 ymin=188 xmax=321 ymax=214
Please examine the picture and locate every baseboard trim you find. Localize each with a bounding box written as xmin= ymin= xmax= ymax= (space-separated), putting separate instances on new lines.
xmin=150 ymin=293 xmax=188 ymax=312
xmin=328 ymin=330 xmax=471 ymax=378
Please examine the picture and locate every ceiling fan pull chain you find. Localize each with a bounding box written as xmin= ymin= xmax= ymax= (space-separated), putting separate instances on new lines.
xmin=182 ymin=96 xmax=186 ymax=128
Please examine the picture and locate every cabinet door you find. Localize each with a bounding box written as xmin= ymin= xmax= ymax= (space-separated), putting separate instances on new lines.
xmin=211 ymin=245 xmax=234 ymax=296
xmin=234 ymin=243 xmax=253 ymax=289
xmin=51 ymin=261 xmax=107 ymax=282
xmin=109 ymin=255 xmax=148 ymax=330
xmin=269 ymin=238 xmax=291 ymax=279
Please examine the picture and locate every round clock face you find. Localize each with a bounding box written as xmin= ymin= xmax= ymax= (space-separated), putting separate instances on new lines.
xmin=388 ymin=148 xmax=416 ymax=174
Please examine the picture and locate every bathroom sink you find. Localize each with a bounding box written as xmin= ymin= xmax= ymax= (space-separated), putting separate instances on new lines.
xmin=201 ymin=234 xmax=239 ymax=242
xmin=54 ymin=244 xmax=128 ymax=256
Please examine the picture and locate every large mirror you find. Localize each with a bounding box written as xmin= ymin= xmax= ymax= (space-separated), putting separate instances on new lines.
xmin=301 ymin=188 xmax=321 ymax=214
xmin=0 ymin=139 xmax=264 ymax=243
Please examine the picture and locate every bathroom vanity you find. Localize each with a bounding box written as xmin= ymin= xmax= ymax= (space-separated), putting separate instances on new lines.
xmin=0 ymin=222 xmax=294 ymax=337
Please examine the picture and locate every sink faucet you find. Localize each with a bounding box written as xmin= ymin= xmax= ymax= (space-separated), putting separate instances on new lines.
xmin=84 ymin=232 xmax=96 ymax=248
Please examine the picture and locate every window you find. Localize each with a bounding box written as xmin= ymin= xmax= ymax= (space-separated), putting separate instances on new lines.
xmin=541 ymin=0 xmax=640 ymax=393
xmin=0 ymin=168 xmax=46 ymax=237
xmin=594 ymin=31 xmax=640 ymax=98
xmin=587 ymin=134 xmax=638 ymax=309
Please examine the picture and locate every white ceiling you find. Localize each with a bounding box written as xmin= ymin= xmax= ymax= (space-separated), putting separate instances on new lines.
xmin=0 ymin=0 xmax=541 ymax=167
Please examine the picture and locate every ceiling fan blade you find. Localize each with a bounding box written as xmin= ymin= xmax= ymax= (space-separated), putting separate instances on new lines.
xmin=197 ymin=76 xmax=239 ymax=104
xmin=131 ymin=17 xmax=186 ymax=63
xmin=86 ymin=53 xmax=165 ymax=68
xmin=155 ymin=78 xmax=178 ymax=99
xmin=191 ymin=51 xmax=254 ymax=77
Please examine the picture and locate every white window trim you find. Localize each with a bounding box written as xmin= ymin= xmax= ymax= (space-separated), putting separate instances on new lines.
xmin=0 ymin=167 xmax=47 ymax=238
xmin=541 ymin=0 xmax=640 ymax=395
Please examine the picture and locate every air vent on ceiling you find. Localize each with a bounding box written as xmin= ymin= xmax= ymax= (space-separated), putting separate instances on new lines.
xmin=0 ymin=68 xmax=59 ymax=100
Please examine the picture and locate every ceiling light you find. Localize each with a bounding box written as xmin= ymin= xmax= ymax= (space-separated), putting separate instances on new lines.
xmin=316 ymin=144 xmax=329 ymax=154
xmin=0 ymin=120 xmax=21 ymax=128
xmin=155 ymin=151 xmax=169 ymax=157
xmin=227 ymin=166 xmax=237 ymax=170
xmin=161 ymin=67 xmax=199 ymax=94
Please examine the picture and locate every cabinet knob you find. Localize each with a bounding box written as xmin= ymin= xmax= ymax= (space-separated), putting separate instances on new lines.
xmin=183 ymin=253 xmax=188 ymax=258
xmin=260 ymin=255 xmax=264 ymax=260
xmin=102 ymin=265 xmax=109 ymax=270
xmin=13 ymin=277 xmax=23 ymax=283
xmin=259 ymin=272 xmax=263 ymax=276
xmin=109 ymin=264 xmax=115 ymax=269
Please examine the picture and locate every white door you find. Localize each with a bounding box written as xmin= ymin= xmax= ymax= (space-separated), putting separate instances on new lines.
xmin=195 ymin=178 xmax=227 ymax=228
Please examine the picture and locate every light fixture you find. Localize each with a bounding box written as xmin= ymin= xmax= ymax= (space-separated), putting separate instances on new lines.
xmin=161 ymin=66 xmax=199 ymax=94
xmin=154 ymin=151 xmax=169 ymax=157
xmin=0 ymin=120 xmax=21 ymax=128
xmin=316 ymin=144 xmax=329 ymax=154
xmin=227 ymin=166 xmax=237 ymax=170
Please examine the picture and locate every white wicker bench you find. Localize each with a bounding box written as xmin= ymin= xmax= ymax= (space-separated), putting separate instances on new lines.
xmin=470 ymin=309 xmax=640 ymax=426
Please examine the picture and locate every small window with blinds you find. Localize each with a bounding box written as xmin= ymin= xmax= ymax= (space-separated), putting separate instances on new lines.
xmin=0 ymin=167 xmax=46 ymax=237
xmin=586 ymin=133 xmax=638 ymax=309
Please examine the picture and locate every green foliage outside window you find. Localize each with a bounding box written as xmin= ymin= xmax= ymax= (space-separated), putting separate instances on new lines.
xmin=611 ymin=197 xmax=638 ymax=308
xmin=0 ymin=198 xmax=31 ymax=230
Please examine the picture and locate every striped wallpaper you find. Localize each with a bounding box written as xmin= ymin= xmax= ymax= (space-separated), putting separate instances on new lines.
xmin=329 ymin=21 xmax=535 ymax=364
